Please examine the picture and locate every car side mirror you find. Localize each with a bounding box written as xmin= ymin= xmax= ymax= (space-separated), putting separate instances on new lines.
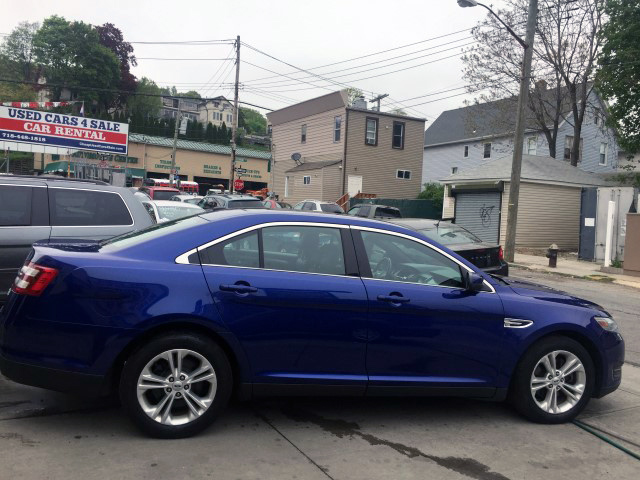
xmin=465 ymin=271 xmax=485 ymax=292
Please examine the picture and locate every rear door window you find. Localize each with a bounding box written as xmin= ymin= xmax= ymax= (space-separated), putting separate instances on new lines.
xmin=200 ymin=231 xmax=259 ymax=268
xmin=49 ymin=188 xmax=133 ymax=226
xmin=358 ymin=206 xmax=371 ymax=217
xmin=0 ymin=185 xmax=33 ymax=226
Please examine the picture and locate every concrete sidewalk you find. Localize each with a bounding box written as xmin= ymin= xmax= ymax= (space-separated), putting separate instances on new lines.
xmin=513 ymin=253 xmax=640 ymax=290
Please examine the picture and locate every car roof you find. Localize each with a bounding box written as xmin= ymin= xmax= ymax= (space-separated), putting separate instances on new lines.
xmin=387 ymin=219 xmax=454 ymax=229
xmin=143 ymin=186 xmax=181 ymax=191
xmin=352 ymin=204 xmax=399 ymax=210
xmin=0 ymin=174 xmax=136 ymax=194
xmin=207 ymin=194 xmax=259 ymax=199
xmin=151 ymin=200 xmax=203 ymax=208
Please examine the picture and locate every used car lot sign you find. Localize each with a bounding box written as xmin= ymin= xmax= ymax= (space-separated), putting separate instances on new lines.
xmin=0 ymin=106 xmax=129 ymax=154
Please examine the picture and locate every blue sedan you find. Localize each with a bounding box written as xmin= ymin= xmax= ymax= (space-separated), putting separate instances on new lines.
xmin=0 ymin=210 xmax=624 ymax=438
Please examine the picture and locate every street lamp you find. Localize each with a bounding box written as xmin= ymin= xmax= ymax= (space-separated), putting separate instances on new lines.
xmin=457 ymin=0 xmax=538 ymax=263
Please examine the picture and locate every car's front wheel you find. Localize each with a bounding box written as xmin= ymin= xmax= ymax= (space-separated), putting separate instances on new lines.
xmin=511 ymin=336 xmax=594 ymax=423
xmin=119 ymin=332 xmax=232 ymax=438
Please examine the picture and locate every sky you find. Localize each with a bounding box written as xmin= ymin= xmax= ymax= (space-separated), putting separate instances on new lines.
xmin=1 ymin=0 xmax=510 ymax=124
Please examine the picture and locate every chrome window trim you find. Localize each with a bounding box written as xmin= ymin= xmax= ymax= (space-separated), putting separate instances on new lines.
xmin=175 ymin=221 xmax=350 ymax=265
xmin=48 ymin=186 xmax=135 ymax=227
xmin=351 ymin=225 xmax=496 ymax=294
xmin=0 ymin=183 xmax=46 ymax=188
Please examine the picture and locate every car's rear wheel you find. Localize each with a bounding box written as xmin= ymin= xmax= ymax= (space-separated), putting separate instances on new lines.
xmin=119 ymin=333 xmax=232 ymax=438
xmin=511 ymin=336 xmax=594 ymax=423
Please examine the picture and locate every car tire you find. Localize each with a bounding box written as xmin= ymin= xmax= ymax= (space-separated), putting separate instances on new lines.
xmin=119 ymin=332 xmax=232 ymax=438
xmin=510 ymin=336 xmax=595 ymax=424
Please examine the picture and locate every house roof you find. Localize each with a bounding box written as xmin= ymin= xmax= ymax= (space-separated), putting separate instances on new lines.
xmin=267 ymin=91 xmax=348 ymax=126
xmin=285 ymin=159 xmax=342 ymax=173
xmin=128 ymin=133 xmax=271 ymax=160
xmin=440 ymin=154 xmax=609 ymax=187
xmin=424 ymin=85 xmax=580 ymax=147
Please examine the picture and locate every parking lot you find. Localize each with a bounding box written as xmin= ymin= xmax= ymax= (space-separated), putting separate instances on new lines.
xmin=1 ymin=268 xmax=638 ymax=480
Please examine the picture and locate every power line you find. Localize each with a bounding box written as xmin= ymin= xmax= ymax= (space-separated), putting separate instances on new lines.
xmin=128 ymin=39 xmax=234 ymax=45
xmin=135 ymin=57 xmax=231 ymax=61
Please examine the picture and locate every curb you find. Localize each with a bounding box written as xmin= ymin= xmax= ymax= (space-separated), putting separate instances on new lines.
xmin=510 ymin=264 xmax=640 ymax=289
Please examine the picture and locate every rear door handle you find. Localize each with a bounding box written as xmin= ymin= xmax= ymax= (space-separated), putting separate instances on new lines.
xmin=377 ymin=294 xmax=410 ymax=304
xmin=219 ymin=284 xmax=258 ymax=293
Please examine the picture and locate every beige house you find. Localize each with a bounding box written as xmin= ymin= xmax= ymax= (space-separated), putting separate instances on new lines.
xmin=441 ymin=154 xmax=609 ymax=249
xmin=267 ymin=90 xmax=425 ymax=205
xmin=198 ymin=96 xmax=234 ymax=127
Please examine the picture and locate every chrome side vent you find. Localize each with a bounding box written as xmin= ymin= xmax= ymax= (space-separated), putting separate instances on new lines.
xmin=504 ymin=318 xmax=533 ymax=328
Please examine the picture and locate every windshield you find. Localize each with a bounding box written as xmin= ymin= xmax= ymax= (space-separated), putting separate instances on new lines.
xmin=228 ymin=199 xmax=264 ymax=209
xmin=157 ymin=205 xmax=202 ymax=221
xmin=418 ymin=225 xmax=483 ymax=246
xmin=153 ymin=190 xmax=179 ymax=200
xmin=320 ymin=204 xmax=342 ymax=213
xmin=375 ymin=207 xmax=401 ymax=218
xmin=101 ymin=215 xmax=207 ymax=249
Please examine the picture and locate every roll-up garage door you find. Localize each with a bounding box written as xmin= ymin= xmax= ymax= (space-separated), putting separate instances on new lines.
xmin=454 ymin=192 xmax=501 ymax=244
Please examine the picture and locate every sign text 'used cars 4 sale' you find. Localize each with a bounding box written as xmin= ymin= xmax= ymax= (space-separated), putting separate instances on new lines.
xmin=0 ymin=106 xmax=129 ymax=155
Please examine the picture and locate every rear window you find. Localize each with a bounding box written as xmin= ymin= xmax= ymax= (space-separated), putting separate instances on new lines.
xmin=0 ymin=185 xmax=32 ymax=226
xmin=101 ymin=215 xmax=207 ymax=250
xmin=320 ymin=204 xmax=342 ymax=213
xmin=49 ymin=188 xmax=133 ymax=226
xmin=375 ymin=207 xmax=401 ymax=218
xmin=153 ymin=190 xmax=179 ymax=201
xmin=227 ymin=199 xmax=264 ymax=209
xmin=156 ymin=205 xmax=202 ymax=221
xmin=418 ymin=226 xmax=483 ymax=246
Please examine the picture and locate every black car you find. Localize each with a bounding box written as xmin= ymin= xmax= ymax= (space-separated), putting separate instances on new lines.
xmin=197 ymin=194 xmax=265 ymax=209
xmin=348 ymin=204 xmax=402 ymax=219
xmin=388 ymin=219 xmax=508 ymax=275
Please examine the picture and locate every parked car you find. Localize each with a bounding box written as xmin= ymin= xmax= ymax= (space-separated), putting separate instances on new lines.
xmin=292 ymin=199 xmax=343 ymax=213
xmin=170 ymin=194 xmax=204 ymax=205
xmin=197 ymin=194 xmax=265 ymax=210
xmin=348 ymin=204 xmax=402 ymax=219
xmin=139 ymin=186 xmax=181 ymax=200
xmin=0 ymin=175 xmax=153 ymax=306
xmin=389 ymin=218 xmax=508 ymax=276
xmin=0 ymin=210 xmax=623 ymax=439
xmin=141 ymin=200 xmax=204 ymax=223
xmin=262 ymin=199 xmax=293 ymax=209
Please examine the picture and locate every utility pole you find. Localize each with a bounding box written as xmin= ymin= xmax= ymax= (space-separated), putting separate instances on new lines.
xmin=170 ymin=100 xmax=181 ymax=185
xmin=369 ymin=93 xmax=388 ymax=112
xmin=504 ymin=0 xmax=538 ymax=263
xmin=230 ymin=35 xmax=241 ymax=193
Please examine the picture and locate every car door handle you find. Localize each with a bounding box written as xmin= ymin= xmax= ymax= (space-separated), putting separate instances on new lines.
xmin=377 ymin=294 xmax=410 ymax=304
xmin=219 ymin=284 xmax=258 ymax=293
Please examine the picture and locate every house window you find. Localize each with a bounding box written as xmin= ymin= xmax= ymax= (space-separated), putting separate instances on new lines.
xmin=483 ymin=143 xmax=491 ymax=159
xmin=396 ymin=170 xmax=411 ymax=180
xmin=365 ymin=117 xmax=378 ymax=146
xmin=463 ymin=145 xmax=469 ymax=158
xmin=334 ymin=115 xmax=342 ymax=142
xmin=451 ymin=167 xmax=458 ymax=174
xmin=392 ymin=121 xmax=405 ymax=149
xmin=564 ymin=136 xmax=583 ymax=162
xmin=599 ymin=143 xmax=608 ymax=165
xmin=527 ymin=136 xmax=537 ymax=155
xmin=301 ymin=124 xmax=307 ymax=143
xmin=303 ymin=175 xmax=311 ymax=185
xmin=227 ymin=114 xmax=233 ymax=123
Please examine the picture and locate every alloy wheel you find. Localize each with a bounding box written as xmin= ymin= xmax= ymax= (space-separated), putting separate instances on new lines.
xmin=530 ymin=350 xmax=586 ymax=414
xmin=136 ymin=349 xmax=217 ymax=426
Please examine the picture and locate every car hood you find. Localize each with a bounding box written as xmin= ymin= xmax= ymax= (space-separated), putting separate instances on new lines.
xmin=502 ymin=276 xmax=608 ymax=312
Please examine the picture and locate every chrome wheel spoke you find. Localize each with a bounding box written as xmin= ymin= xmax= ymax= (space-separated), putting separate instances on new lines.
xmin=138 ymin=374 xmax=168 ymax=390
xmin=183 ymin=393 xmax=201 ymax=417
xmin=151 ymin=392 xmax=173 ymax=420
xmin=530 ymin=350 xmax=586 ymax=415
xmin=160 ymin=394 xmax=176 ymax=424
xmin=531 ymin=376 xmax=550 ymax=391
xmin=561 ymin=385 xmax=578 ymax=402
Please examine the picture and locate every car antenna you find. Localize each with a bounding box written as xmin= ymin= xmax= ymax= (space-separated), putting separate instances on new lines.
xmin=436 ymin=219 xmax=441 ymax=228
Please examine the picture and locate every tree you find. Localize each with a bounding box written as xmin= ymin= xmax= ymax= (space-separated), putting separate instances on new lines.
xmin=345 ymin=87 xmax=363 ymax=106
xmin=417 ymin=182 xmax=444 ymax=214
xmin=462 ymin=0 xmax=603 ymax=164
xmin=0 ymin=81 xmax=36 ymax=102
xmin=597 ymin=0 xmax=640 ymax=154
xmin=96 ymin=23 xmax=137 ymax=108
xmin=126 ymin=77 xmax=161 ymax=120
xmin=33 ymin=16 xmax=121 ymax=112
xmin=239 ymin=107 xmax=267 ymax=134
xmin=389 ymin=108 xmax=407 ymax=116
xmin=1 ymin=21 xmax=39 ymax=81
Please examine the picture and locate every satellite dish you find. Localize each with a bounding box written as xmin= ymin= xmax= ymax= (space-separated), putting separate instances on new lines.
xmin=291 ymin=152 xmax=303 ymax=165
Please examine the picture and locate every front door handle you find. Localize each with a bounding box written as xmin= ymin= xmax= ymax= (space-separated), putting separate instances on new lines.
xmin=377 ymin=294 xmax=410 ymax=304
xmin=219 ymin=284 xmax=258 ymax=293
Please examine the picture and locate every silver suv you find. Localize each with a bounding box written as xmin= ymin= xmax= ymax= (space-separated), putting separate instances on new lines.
xmin=0 ymin=175 xmax=153 ymax=305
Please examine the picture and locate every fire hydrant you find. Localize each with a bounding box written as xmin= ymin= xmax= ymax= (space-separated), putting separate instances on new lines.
xmin=546 ymin=244 xmax=559 ymax=268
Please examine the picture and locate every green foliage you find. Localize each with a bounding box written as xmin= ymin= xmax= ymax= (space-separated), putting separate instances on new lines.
xmin=0 ymin=55 xmax=36 ymax=102
xmin=611 ymin=257 xmax=623 ymax=269
xmin=597 ymin=0 xmax=640 ymax=154
xmin=127 ymin=77 xmax=162 ymax=119
xmin=611 ymin=163 xmax=640 ymax=188
xmin=239 ymin=107 xmax=267 ymax=134
xmin=345 ymin=87 xmax=364 ymax=106
xmin=1 ymin=21 xmax=39 ymax=80
xmin=417 ymin=182 xmax=444 ymax=213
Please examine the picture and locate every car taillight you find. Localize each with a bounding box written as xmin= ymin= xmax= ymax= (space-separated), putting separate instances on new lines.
xmin=11 ymin=262 xmax=59 ymax=296
xmin=498 ymin=246 xmax=504 ymax=261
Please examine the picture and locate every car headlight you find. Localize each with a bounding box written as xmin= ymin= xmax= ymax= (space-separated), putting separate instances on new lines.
xmin=595 ymin=316 xmax=619 ymax=332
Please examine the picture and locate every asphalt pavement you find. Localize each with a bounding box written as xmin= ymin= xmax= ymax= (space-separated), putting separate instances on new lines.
xmin=0 ymin=267 xmax=638 ymax=479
